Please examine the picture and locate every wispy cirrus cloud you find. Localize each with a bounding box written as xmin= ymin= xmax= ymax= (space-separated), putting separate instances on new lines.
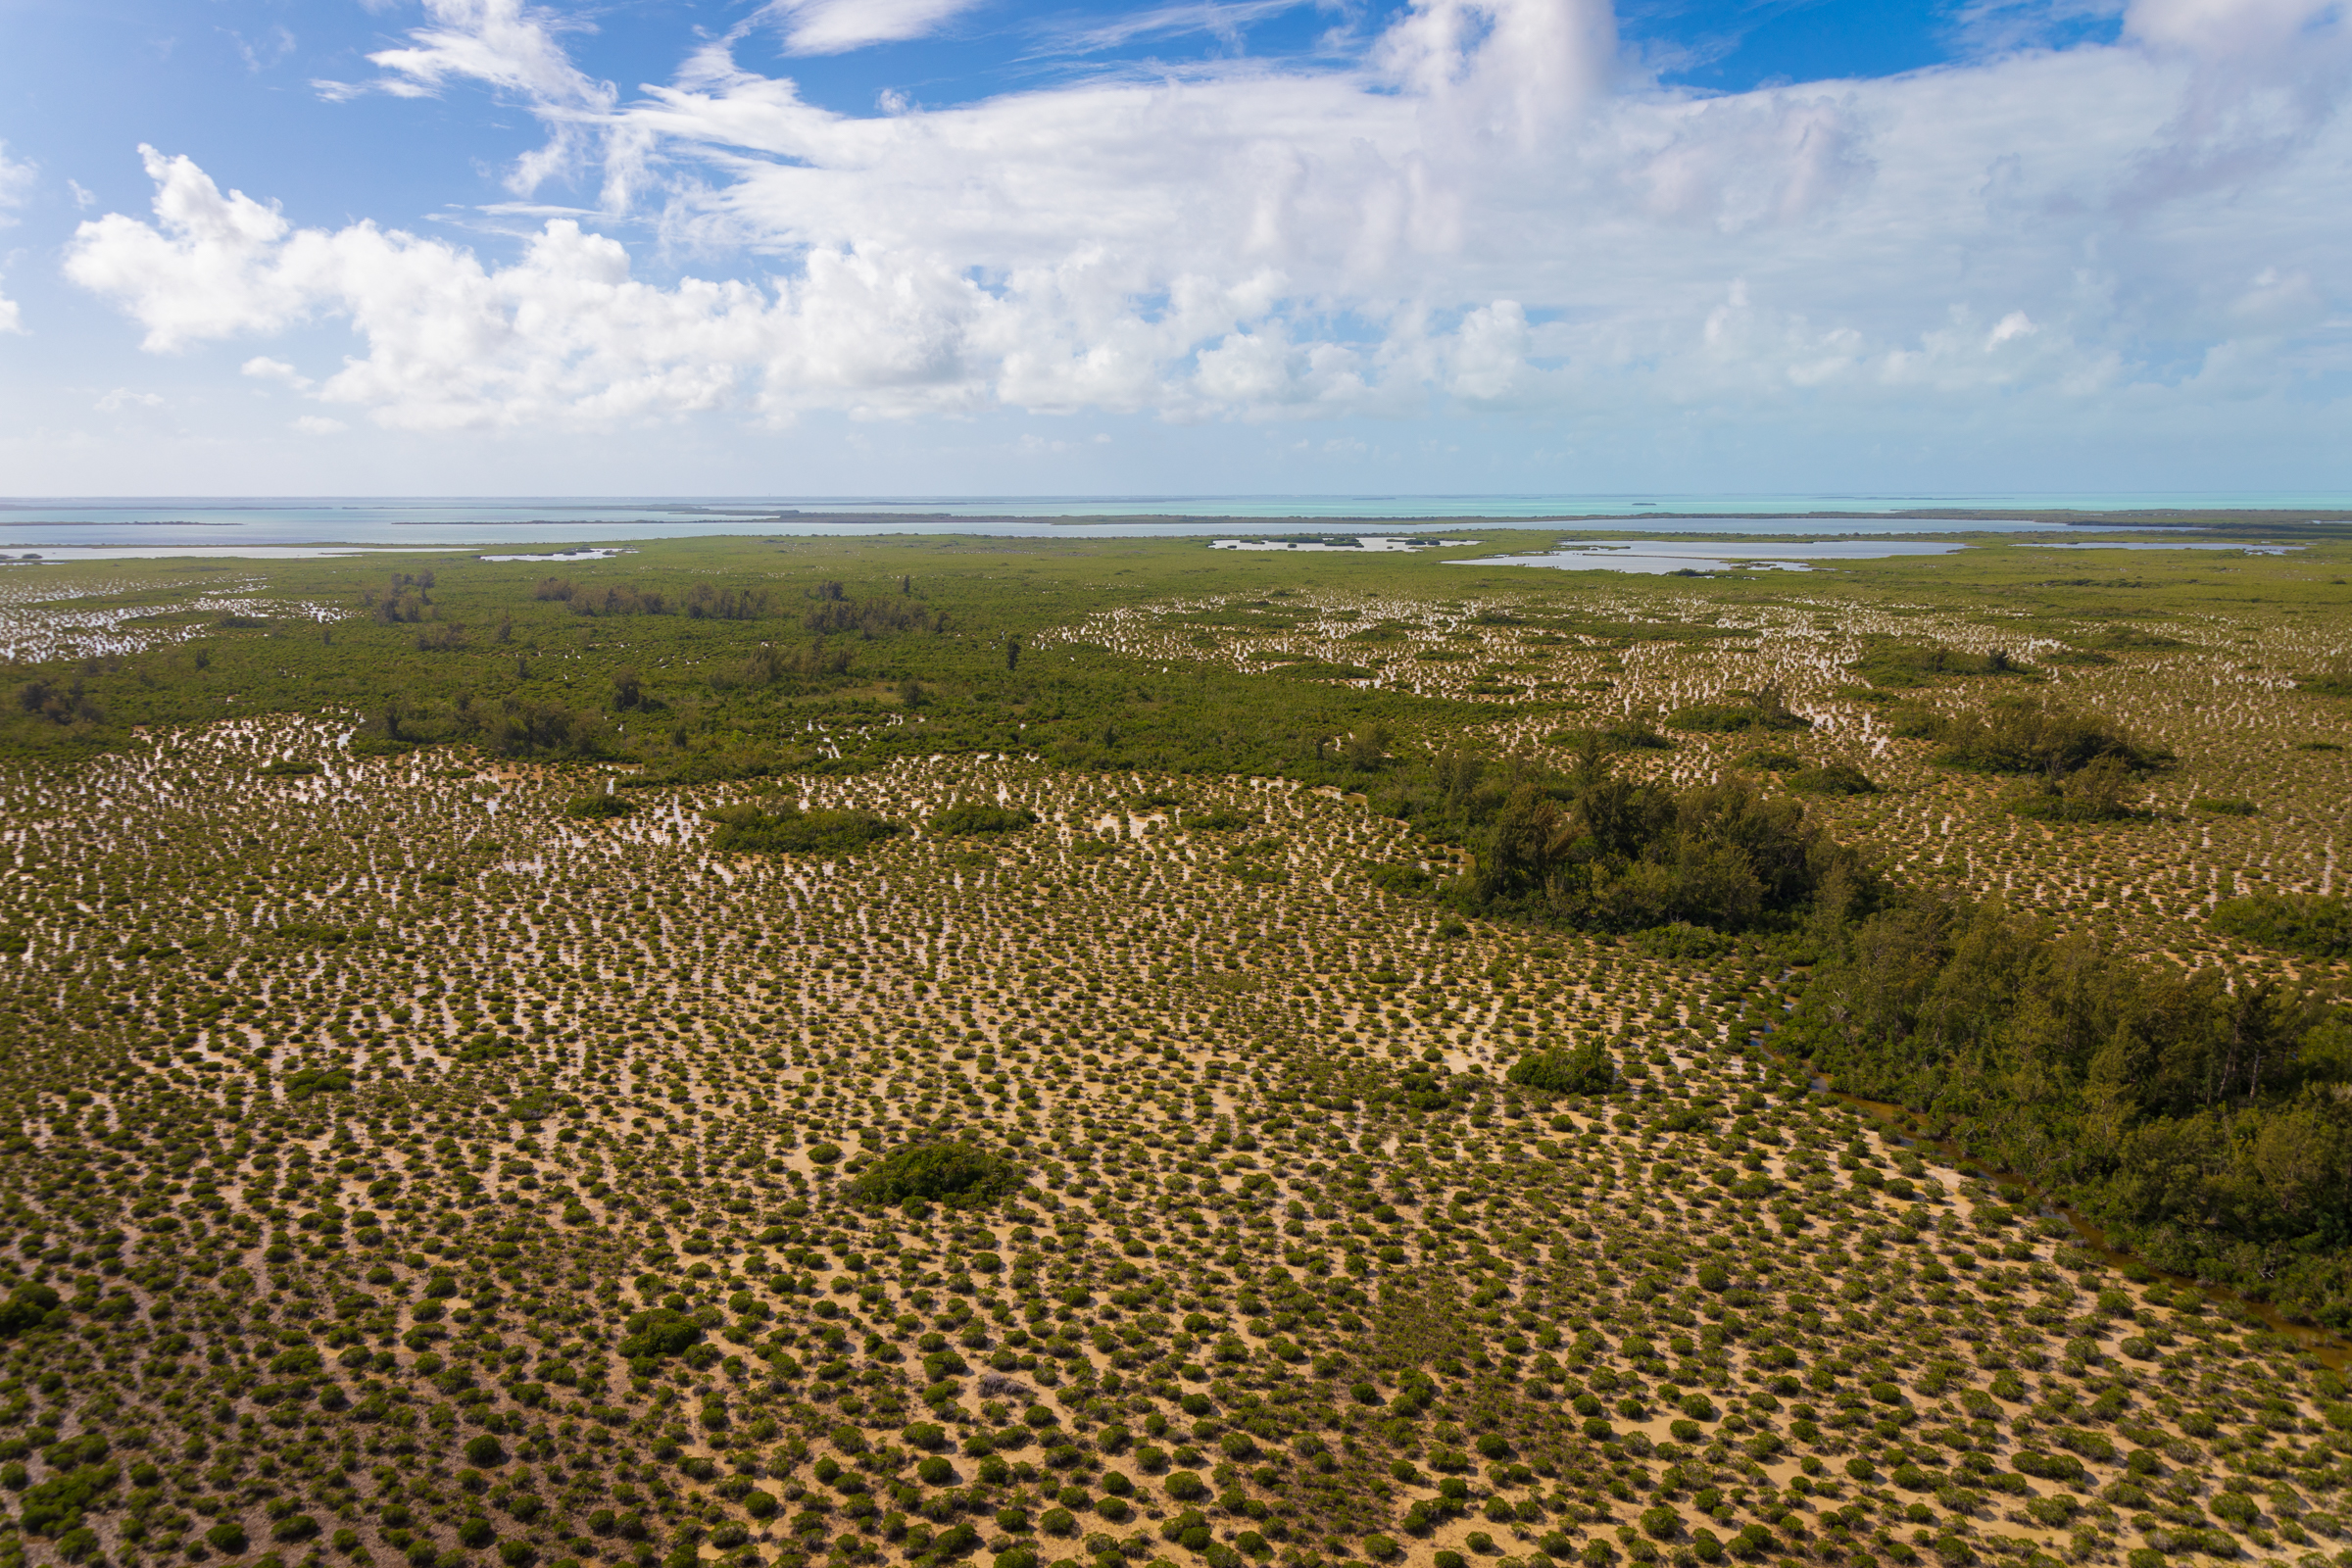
xmin=313 ymin=0 xmax=615 ymax=195
xmin=756 ymin=0 xmax=993 ymax=55
xmin=1028 ymin=0 xmax=1323 ymax=58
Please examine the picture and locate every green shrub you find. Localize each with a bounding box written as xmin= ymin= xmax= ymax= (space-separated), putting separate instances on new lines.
xmin=2189 ymin=796 xmax=2257 ymax=816
xmin=1786 ymin=763 xmax=1877 ymax=796
xmin=2003 ymin=787 xmax=2141 ymax=823
xmin=1505 ymin=1040 xmax=1614 ymax=1095
xmin=617 ymin=1308 xmax=701 ymax=1358
xmin=1551 ymin=717 xmax=1675 ymax=752
xmin=22 ymin=1465 xmax=121 ymax=1537
xmin=563 ymin=794 xmax=635 ymax=819
xmin=707 ymin=803 xmax=903 ymax=856
xmin=2209 ymin=892 xmax=2352 ymax=958
xmin=464 ymin=1435 xmax=507 ymax=1467
xmin=0 ymin=1283 xmax=60 ymax=1336
xmin=850 ymin=1142 xmax=1023 ymax=1208
xmin=1924 ymin=694 xmax=2165 ymax=777
xmin=930 ymin=801 xmax=1037 ymax=836
xmin=1668 ymin=692 xmax=1809 ymax=733
xmin=283 ymin=1067 xmax=353 ymax=1101
xmin=1630 ymin=922 xmax=1734 ymax=961
xmin=260 ymin=760 xmax=320 ymax=776
xmin=1846 ymin=642 xmax=2034 ymax=689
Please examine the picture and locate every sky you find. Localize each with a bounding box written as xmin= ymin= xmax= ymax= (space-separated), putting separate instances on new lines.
xmin=0 ymin=0 xmax=2348 ymax=498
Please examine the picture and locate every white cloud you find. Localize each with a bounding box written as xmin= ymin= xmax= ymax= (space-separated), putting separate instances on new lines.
xmin=0 ymin=147 xmax=28 ymax=337
xmin=229 ymin=24 xmax=297 ymax=74
xmin=58 ymin=0 xmax=2352 ymax=440
xmin=759 ymin=0 xmax=989 ymax=55
xmin=0 ymin=143 xmax=36 ymax=224
xmin=95 ymin=388 xmax=166 ymax=413
xmin=2125 ymin=0 xmax=2344 ymax=55
xmin=321 ymin=0 xmax=616 ymax=196
xmin=241 ymin=356 xmax=312 ymax=387
xmin=1036 ymin=1 xmax=1313 ymax=57
xmin=292 ymin=416 xmax=349 ymax=434
xmin=360 ymin=0 xmax=610 ymax=107
xmin=1943 ymin=0 xmax=2128 ymax=59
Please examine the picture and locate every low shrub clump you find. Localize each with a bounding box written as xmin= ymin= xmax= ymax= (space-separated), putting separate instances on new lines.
xmin=848 ymin=1141 xmax=1025 ymax=1208
xmin=2209 ymin=892 xmax=2352 ymax=958
xmin=1504 ymin=1040 xmax=1615 ymax=1094
xmin=708 ymin=803 xmax=903 ymax=855
xmin=1667 ymin=689 xmax=1809 ymax=733
xmin=1786 ymin=762 xmax=1877 ymax=796
xmin=929 ymin=801 xmax=1038 ymax=835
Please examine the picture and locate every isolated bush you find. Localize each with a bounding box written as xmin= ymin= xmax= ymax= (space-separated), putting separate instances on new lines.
xmin=849 ymin=1142 xmax=1022 ymax=1208
xmin=1668 ymin=689 xmax=1809 ymax=733
xmin=1787 ymin=763 xmax=1877 ymax=796
xmin=707 ymin=803 xmax=902 ymax=856
xmin=1506 ymin=1040 xmax=1614 ymax=1095
xmin=1847 ymin=641 xmax=2032 ymax=689
xmin=1922 ymin=694 xmax=2165 ymax=777
xmin=0 ymin=1283 xmax=60 ymax=1336
xmin=931 ymin=801 xmax=1038 ymax=836
xmin=617 ymin=1308 xmax=702 ymax=1359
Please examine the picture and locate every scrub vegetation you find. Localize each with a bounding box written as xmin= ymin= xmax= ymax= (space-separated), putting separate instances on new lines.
xmin=0 ymin=524 xmax=2348 ymax=1568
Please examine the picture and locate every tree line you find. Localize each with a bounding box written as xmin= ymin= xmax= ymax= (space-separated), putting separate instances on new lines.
xmin=1784 ymin=892 xmax=2352 ymax=1326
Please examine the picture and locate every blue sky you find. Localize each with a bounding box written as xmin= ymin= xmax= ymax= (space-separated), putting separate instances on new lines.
xmin=0 ymin=0 xmax=2346 ymax=497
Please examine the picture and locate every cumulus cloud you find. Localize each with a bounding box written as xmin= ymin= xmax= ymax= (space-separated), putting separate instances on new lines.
xmin=60 ymin=0 xmax=2352 ymax=436
xmin=0 ymin=292 xmax=21 ymax=337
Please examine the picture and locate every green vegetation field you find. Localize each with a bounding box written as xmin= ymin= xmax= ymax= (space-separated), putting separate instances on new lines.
xmin=1 ymin=522 xmax=2349 ymax=1568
